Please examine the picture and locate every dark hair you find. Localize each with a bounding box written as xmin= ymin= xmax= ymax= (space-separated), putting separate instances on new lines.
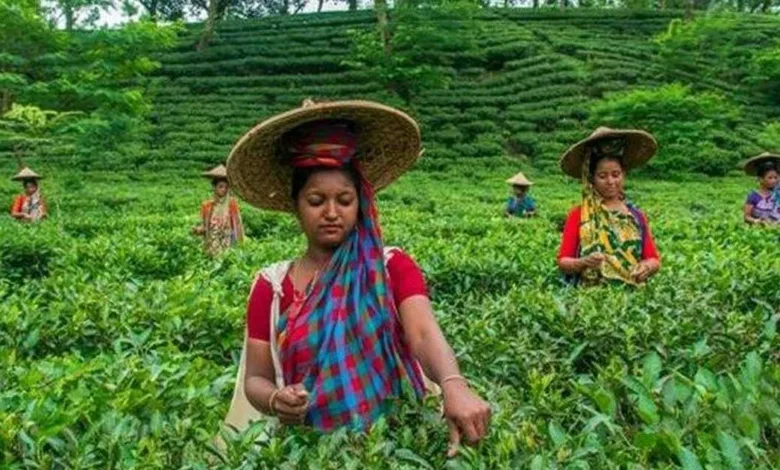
xmin=588 ymin=153 xmax=625 ymax=181
xmin=211 ymin=177 xmax=228 ymax=187
xmin=291 ymin=165 xmax=361 ymax=203
xmin=22 ymin=179 xmax=39 ymax=187
xmin=757 ymin=161 xmax=779 ymax=178
xmin=588 ymin=137 xmax=627 ymax=180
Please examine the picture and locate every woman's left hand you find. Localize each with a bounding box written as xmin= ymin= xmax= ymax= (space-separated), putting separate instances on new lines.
xmin=631 ymin=260 xmax=656 ymax=282
xmin=441 ymin=380 xmax=491 ymax=457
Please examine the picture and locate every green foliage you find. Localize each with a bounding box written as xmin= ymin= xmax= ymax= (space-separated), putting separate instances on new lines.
xmin=343 ymin=26 xmax=450 ymax=103
xmin=47 ymin=0 xmax=115 ymax=31
xmin=757 ymin=122 xmax=780 ymax=151
xmin=656 ymin=14 xmax=780 ymax=96
xmin=1 ymin=167 xmax=779 ymax=467
xmin=751 ymin=46 xmax=780 ymax=103
xmin=2 ymin=7 xmax=780 ymax=468
xmin=0 ymin=10 xmax=181 ymax=162
xmin=0 ymin=227 xmax=60 ymax=282
xmin=589 ymin=84 xmax=746 ymax=176
xmin=343 ymin=2 xmax=481 ymax=102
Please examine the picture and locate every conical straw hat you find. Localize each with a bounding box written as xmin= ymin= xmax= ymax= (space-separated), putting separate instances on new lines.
xmin=11 ymin=167 xmax=42 ymax=181
xmin=560 ymin=127 xmax=657 ymax=178
xmin=742 ymin=152 xmax=780 ymax=176
xmin=226 ymin=100 xmax=422 ymax=212
xmin=506 ymin=172 xmax=533 ymax=186
xmin=202 ymin=164 xmax=228 ymax=179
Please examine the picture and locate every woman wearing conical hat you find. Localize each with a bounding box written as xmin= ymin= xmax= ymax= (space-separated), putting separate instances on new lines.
xmin=223 ymin=100 xmax=489 ymax=455
xmin=742 ymin=152 xmax=780 ymax=225
xmin=192 ymin=164 xmax=244 ymax=255
xmin=504 ymin=172 xmax=536 ymax=218
xmin=557 ymin=127 xmax=661 ymax=286
xmin=10 ymin=167 xmax=47 ymax=223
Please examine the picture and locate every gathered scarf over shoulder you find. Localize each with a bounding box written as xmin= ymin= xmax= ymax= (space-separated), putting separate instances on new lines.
xmin=19 ymin=190 xmax=46 ymax=221
xmin=578 ymin=155 xmax=645 ymax=286
xmin=771 ymin=185 xmax=780 ymax=220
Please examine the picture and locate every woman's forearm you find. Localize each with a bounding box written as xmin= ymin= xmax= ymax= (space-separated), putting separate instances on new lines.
xmin=408 ymin=323 xmax=461 ymax=384
xmin=558 ymin=257 xmax=584 ymax=275
xmin=244 ymin=374 xmax=279 ymax=414
xmin=647 ymin=258 xmax=661 ymax=272
xmin=744 ymin=205 xmax=760 ymax=224
xmin=244 ymin=339 xmax=286 ymax=415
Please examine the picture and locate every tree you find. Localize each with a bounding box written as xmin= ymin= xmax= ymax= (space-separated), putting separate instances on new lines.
xmin=375 ymin=0 xmax=390 ymax=57
xmin=136 ymin=0 xmax=187 ymax=21
xmin=0 ymin=0 xmax=64 ymax=114
xmin=46 ymin=0 xmax=115 ymax=31
xmin=196 ymin=0 xmax=222 ymax=51
xmin=194 ymin=0 xmax=306 ymax=51
xmin=345 ymin=0 xmax=480 ymax=103
xmin=0 ymin=103 xmax=84 ymax=157
xmin=1 ymin=4 xmax=181 ymax=158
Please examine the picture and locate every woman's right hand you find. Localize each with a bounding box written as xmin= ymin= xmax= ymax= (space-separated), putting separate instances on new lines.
xmin=580 ymin=253 xmax=605 ymax=270
xmin=191 ymin=225 xmax=205 ymax=236
xmin=270 ymin=383 xmax=309 ymax=425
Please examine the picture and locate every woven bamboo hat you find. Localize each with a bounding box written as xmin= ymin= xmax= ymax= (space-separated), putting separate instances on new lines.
xmin=560 ymin=127 xmax=657 ymax=178
xmin=12 ymin=167 xmax=42 ymax=181
xmin=202 ymin=164 xmax=228 ymax=180
xmin=506 ymin=172 xmax=533 ymax=187
xmin=226 ymin=100 xmax=422 ymax=212
xmin=743 ymin=152 xmax=780 ymax=176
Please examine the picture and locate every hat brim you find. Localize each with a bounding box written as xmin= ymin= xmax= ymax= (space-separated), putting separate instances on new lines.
xmin=743 ymin=154 xmax=780 ymax=176
xmin=506 ymin=179 xmax=533 ymax=186
xmin=12 ymin=175 xmax=42 ymax=181
xmin=560 ymin=130 xmax=657 ymax=178
xmin=227 ymin=101 xmax=421 ymax=212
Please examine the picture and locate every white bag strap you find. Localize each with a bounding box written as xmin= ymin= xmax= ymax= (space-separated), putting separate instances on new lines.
xmin=223 ymin=261 xmax=291 ymax=433
xmin=383 ymin=246 xmax=400 ymax=265
xmin=260 ymin=260 xmax=293 ymax=389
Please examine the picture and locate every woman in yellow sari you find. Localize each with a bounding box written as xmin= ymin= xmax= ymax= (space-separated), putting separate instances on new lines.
xmin=192 ymin=165 xmax=245 ymax=255
xmin=557 ymin=127 xmax=661 ymax=286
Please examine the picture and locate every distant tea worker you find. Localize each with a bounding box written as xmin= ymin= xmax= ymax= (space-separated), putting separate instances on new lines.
xmin=557 ymin=128 xmax=661 ymax=286
xmin=504 ymin=172 xmax=537 ymax=218
xmin=192 ymin=164 xmax=245 ymax=255
xmin=10 ymin=167 xmax=47 ymax=223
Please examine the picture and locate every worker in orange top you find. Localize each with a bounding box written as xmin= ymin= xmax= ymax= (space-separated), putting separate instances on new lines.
xmin=192 ymin=164 xmax=245 ymax=255
xmin=10 ymin=167 xmax=47 ymax=223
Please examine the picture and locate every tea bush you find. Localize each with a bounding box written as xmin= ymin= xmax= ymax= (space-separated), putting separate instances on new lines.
xmin=589 ymin=84 xmax=747 ymax=176
xmin=3 ymin=8 xmax=780 ymax=469
xmin=1 ymin=164 xmax=778 ymax=468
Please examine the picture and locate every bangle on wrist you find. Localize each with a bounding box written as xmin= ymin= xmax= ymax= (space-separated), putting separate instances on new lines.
xmin=441 ymin=374 xmax=468 ymax=387
xmin=267 ymin=389 xmax=280 ymax=414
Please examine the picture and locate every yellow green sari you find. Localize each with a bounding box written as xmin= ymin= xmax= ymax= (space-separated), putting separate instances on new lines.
xmin=578 ymin=151 xmax=645 ymax=286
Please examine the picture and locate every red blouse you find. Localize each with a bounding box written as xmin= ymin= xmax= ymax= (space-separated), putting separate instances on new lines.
xmin=247 ymin=249 xmax=429 ymax=342
xmin=557 ymin=206 xmax=660 ymax=260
